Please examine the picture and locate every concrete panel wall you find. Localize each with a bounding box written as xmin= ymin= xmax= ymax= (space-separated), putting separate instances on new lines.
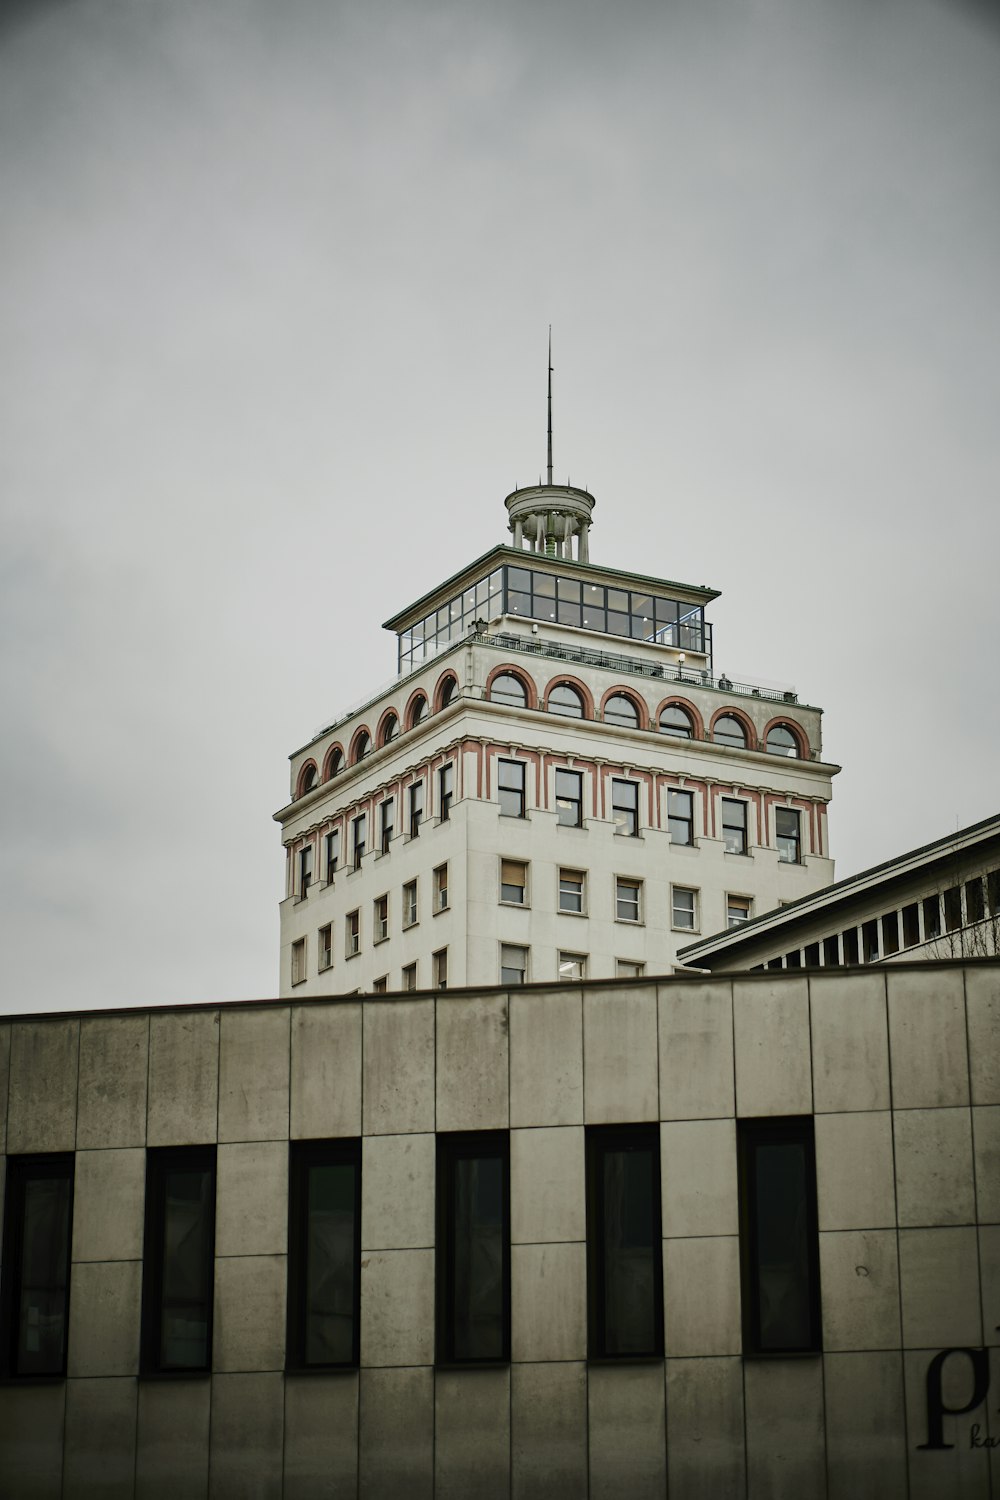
xmin=0 ymin=963 xmax=997 ymax=1496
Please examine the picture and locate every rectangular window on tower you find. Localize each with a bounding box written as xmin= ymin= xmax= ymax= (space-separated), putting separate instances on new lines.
xmin=318 ymin=925 xmax=333 ymax=972
xmin=374 ymin=895 xmax=388 ymax=944
xmin=346 ymin=911 xmax=360 ymax=958
xmin=298 ymin=845 xmax=313 ymax=898
xmin=291 ymin=938 xmax=307 ymax=986
xmin=611 ymin=779 xmax=639 ymax=836
xmin=286 ymin=1140 xmax=360 ymax=1370
xmin=403 ymin=879 xmax=418 ymax=928
xmin=615 ymin=877 xmax=642 ymax=923
xmin=500 ymin=860 xmax=528 ymax=905
xmin=433 ymin=948 xmax=449 ymax=990
xmin=434 ymin=864 xmax=449 ymax=912
xmin=498 ymin=760 xmax=526 ymax=818
xmin=500 ymin=944 xmax=528 ymax=985
xmin=402 ymin=962 xmax=417 ymax=992
xmin=408 ymin=782 xmax=424 ymax=838
xmin=727 ymin=895 xmax=752 ymax=929
xmin=438 ymin=764 xmax=454 ymax=822
xmin=671 ymin=886 xmax=698 ymax=931
xmin=775 ymin=808 xmax=801 ymax=864
xmin=555 ymin=769 xmax=583 ymax=827
xmin=0 ymin=1154 xmax=75 ymax=1379
xmin=558 ymin=868 xmax=585 ymax=915
xmin=722 ymin=798 xmax=748 ymax=855
xmin=667 ymin=789 xmax=694 ymax=846
xmin=352 ymin=815 xmax=366 ymax=871
xmin=379 ymin=799 xmax=394 ymax=854
xmin=324 ymin=830 xmax=339 ymax=883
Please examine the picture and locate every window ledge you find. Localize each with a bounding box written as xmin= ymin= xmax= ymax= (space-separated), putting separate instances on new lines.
xmin=138 ymin=1370 xmax=212 ymax=1383
xmin=558 ymin=908 xmax=586 ymax=918
xmin=671 ymin=926 xmax=699 ymax=937
xmin=284 ymin=1363 xmax=360 ymax=1377
xmin=615 ymin=918 xmax=644 ymax=927
xmin=433 ymin=905 xmax=450 ymax=917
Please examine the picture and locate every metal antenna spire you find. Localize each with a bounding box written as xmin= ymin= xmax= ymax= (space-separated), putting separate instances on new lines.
xmin=546 ymin=326 xmax=553 ymax=486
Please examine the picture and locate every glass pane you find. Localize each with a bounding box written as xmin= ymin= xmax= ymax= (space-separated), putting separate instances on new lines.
xmin=507 ymin=567 xmax=531 ymax=593
xmin=507 ymin=591 xmax=531 ymax=617
xmin=160 ymin=1167 xmax=212 ymax=1369
xmin=601 ymin=1148 xmax=656 ymax=1355
xmin=605 ymin=695 xmax=639 ymax=728
xmin=661 ymin=705 xmax=692 ymax=737
xmin=532 ymin=571 xmax=555 ymax=598
xmin=549 ymin=684 xmax=584 ymax=718
xmin=557 ymin=577 xmax=582 ymax=603
xmin=607 ymin=611 xmax=630 ymax=637
xmin=557 ymin=601 xmax=582 ymax=627
xmin=753 ymin=1141 xmax=811 ymax=1351
xmin=451 ymin=1156 xmax=504 ymax=1361
xmin=17 ymin=1175 xmax=71 ymax=1375
xmin=305 ymin=1162 xmax=356 ymax=1365
xmin=607 ymin=589 xmax=629 ymax=613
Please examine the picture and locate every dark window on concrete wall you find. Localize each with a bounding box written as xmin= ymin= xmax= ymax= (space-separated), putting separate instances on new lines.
xmin=862 ymin=920 xmax=879 ymax=963
xmin=409 ymin=782 xmax=424 ymax=838
xmin=1 ymin=1154 xmax=74 ymax=1379
xmin=141 ymin=1147 xmax=216 ymax=1374
xmin=436 ymin=1133 xmax=510 ymax=1364
xmin=586 ymin=1125 xmax=663 ymax=1359
xmin=923 ymin=895 xmax=941 ymax=940
xmin=737 ymin=1117 xmax=821 ymax=1356
xmin=823 ymin=935 xmax=840 ymax=966
xmin=842 ymin=928 xmax=859 ymax=964
xmin=944 ymin=886 xmax=962 ymax=932
xmin=286 ymin=1140 xmax=361 ymax=1370
xmin=902 ymin=904 xmax=920 ymax=948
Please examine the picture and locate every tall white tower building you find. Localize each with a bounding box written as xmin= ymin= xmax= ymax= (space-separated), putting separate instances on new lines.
xmin=274 ymin=449 xmax=840 ymax=996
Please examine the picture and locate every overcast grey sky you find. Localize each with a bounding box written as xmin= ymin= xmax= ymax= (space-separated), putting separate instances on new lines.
xmin=2 ymin=0 xmax=998 ymax=1013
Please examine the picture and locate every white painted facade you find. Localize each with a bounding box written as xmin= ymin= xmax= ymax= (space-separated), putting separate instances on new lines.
xmin=275 ymin=488 xmax=840 ymax=997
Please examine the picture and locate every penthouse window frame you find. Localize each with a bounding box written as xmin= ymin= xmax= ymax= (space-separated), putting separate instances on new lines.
xmin=737 ymin=1116 xmax=822 ymax=1357
xmin=140 ymin=1145 xmax=217 ymax=1376
xmin=0 ymin=1153 xmax=75 ymax=1380
xmin=435 ymin=1131 xmax=511 ymax=1366
xmin=585 ymin=1124 xmax=663 ymax=1360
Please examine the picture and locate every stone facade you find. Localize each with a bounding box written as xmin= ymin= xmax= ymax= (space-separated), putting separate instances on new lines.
xmin=0 ymin=960 xmax=998 ymax=1498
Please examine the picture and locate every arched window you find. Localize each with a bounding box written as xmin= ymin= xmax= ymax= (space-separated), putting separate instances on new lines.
xmin=490 ymin=673 xmax=528 ymax=707
xmin=660 ymin=704 xmax=693 ymax=739
xmin=351 ymin=730 xmax=371 ymax=764
xmin=379 ymin=714 xmax=398 ymax=747
xmin=438 ymin=676 xmax=457 ymax=710
xmin=604 ymin=693 xmax=640 ymax=728
xmin=299 ymin=764 xmax=317 ymax=796
xmin=549 ymin=683 xmax=584 ymax=718
xmin=766 ymin=723 xmax=800 ymax=758
xmin=713 ymin=714 xmax=747 ymax=749
xmin=325 ymin=747 xmax=344 ymax=781
xmin=408 ymin=695 xmax=428 ymax=728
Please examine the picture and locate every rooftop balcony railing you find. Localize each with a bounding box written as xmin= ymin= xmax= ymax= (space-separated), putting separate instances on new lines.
xmin=479 ymin=631 xmax=799 ymax=705
xmin=310 ymin=626 xmax=799 ymax=747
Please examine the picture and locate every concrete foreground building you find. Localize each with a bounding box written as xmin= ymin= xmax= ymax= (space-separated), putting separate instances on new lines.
xmin=0 ymin=962 xmax=998 ymax=1498
xmin=276 ymin=477 xmax=839 ymax=998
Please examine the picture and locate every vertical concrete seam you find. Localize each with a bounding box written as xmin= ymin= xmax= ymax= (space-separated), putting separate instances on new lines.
xmin=808 ymin=974 xmax=831 ymax=1500
xmin=884 ymin=972 xmax=912 ymax=1498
